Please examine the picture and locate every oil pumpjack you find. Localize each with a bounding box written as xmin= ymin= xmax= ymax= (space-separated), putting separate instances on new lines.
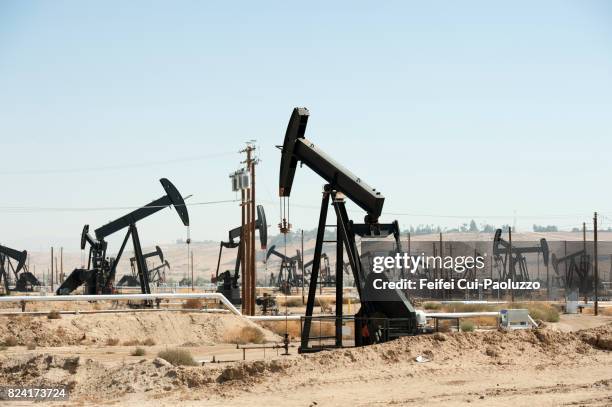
xmin=57 ymin=178 xmax=189 ymax=296
xmin=0 ymin=244 xmax=40 ymax=294
xmin=265 ymin=244 xmax=301 ymax=294
xmin=213 ymin=205 xmax=267 ymax=304
xmin=493 ymin=229 xmax=549 ymax=283
xmin=278 ymin=107 xmax=420 ymax=352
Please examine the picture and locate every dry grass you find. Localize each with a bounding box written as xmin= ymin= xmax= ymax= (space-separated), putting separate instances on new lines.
xmin=441 ymin=303 xmax=497 ymax=313
xmin=318 ymin=298 xmax=333 ymax=313
xmin=224 ymin=326 xmax=265 ymax=344
xmin=423 ymin=302 xmax=442 ymax=310
xmin=582 ymin=307 xmax=612 ymax=316
xmin=182 ymin=298 xmax=203 ymax=309
xmin=465 ymin=316 xmax=498 ymax=327
xmin=0 ymin=345 xmax=6 ymax=351
xmin=276 ymin=297 xmax=304 ymax=307
xmin=434 ymin=302 xmax=560 ymax=323
xmin=259 ymin=320 xmax=302 ymax=339
xmin=3 ymin=335 xmax=18 ymax=347
xmin=131 ymin=347 xmax=146 ymax=356
xmin=158 ymin=348 xmax=197 ymax=366
xmin=105 ymin=337 xmax=120 ymax=346
xmin=509 ymin=302 xmax=560 ymax=322
xmin=436 ymin=320 xmax=453 ymax=333
xmin=47 ymin=310 xmax=61 ymax=319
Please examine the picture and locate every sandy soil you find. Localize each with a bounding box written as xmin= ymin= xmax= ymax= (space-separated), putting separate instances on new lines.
xmin=0 ymin=312 xmax=279 ymax=347
xmin=0 ymin=314 xmax=610 ymax=407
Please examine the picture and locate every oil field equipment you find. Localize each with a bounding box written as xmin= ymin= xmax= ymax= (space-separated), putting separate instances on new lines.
xmin=551 ymin=250 xmax=591 ymax=295
xmin=256 ymin=292 xmax=279 ymax=315
xmin=299 ymin=251 xmax=335 ymax=287
xmin=0 ymin=244 xmax=40 ymax=294
xmin=493 ymin=229 xmax=549 ymax=283
xmin=499 ymin=309 xmax=535 ymax=330
xmin=278 ymin=107 xmax=419 ymax=352
xmin=266 ymin=245 xmax=301 ymax=295
xmin=57 ymin=178 xmax=189 ymax=296
xmin=213 ymin=205 xmax=267 ymax=304
xmin=117 ymin=246 xmax=169 ymax=287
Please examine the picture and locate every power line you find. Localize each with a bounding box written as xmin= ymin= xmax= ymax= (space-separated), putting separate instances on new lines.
xmin=0 ymin=199 xmax=239 ymax=213
xmin=0 ymin=150 xmax=237 ymax=176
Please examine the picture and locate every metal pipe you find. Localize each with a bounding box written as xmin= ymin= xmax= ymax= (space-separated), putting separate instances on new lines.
xmin=0 ymin=293 xmax=241 ymax=315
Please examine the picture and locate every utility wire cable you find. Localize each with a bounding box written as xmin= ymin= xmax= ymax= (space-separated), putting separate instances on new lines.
xmin=0 ymin=150 xmax=236 ymax=175
xmin=0 ymin=199 xmax=239 ymax=213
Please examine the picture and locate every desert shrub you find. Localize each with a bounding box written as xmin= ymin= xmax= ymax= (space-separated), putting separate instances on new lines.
xmin=158 ymin=348 xmax=197 ymax=366
xmin=460 ymin=320 xmax=475 ymax=332
xmin=123 ymin=339 xmax=140 ymax=346
xmin=131 ymin=347 xmax=146 ymax=356
xmin=0 ymin=345 xmax=7 ymax=351
xmin=142 ymin=337 xmax=156 ymax=346
xmin=442 ymin=303 xmax=496 ymax=313
xmin=182 ymin=298 xmax=203 ymax=309
xmin=47 ymin=310 xmax=61 ymax=319
xmin=3 ymin=336 xmax=18 ymax=347
xmin=259 ymin=320 xmax=302 ymax=339
xmin=598 ymin=307 xmax=612 ymax=317
xmin=106 ymin=337 xmax=120 ymax=346
xmin=423 ymin=302 xmax=441 ymax=310
xmin=26 ymin=342 xmax=36 ymax=350
xmin=511 ymin=303 xmax=560 ymax=323
xmin=277 ymin=297 xmax=303 ymax=307
xmin=318 ymin=298 xmax=332 ymax=313
xmin=437 ymin=320 xmax=453 ymax=333
xmin=224 ymin=326 xmax=265 ymax=344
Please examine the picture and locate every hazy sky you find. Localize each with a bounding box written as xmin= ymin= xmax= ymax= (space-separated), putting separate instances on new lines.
xmin=1 ymin=1 xmax=611 ymax=251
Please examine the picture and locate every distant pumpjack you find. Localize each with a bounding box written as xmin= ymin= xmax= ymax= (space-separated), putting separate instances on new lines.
xmin=493 ymin=229 xmax=549 ymax=283
xmin=297 ymin=251 xmax=334 ymax=287
xmin=213 ymin=205 xmax=267 ymax=304
xmin=57 ymin=178 xmax=189 ymax=296
xmin=117 ymin=246 xmax=170 ymax=287
xmin=265 ymin=244 xmax=301 ymax=294
xmin=551 ymin=250 xmax=591 ymax=295
xmin=0 ymin=244 xmax=40 ymax=294
xmin=278 ymin=107 xmax=417 ymax=352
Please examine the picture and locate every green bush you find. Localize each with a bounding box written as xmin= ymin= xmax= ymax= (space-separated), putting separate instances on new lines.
xmin=460 ymin=320 xmax=475 ymax=332
xmin=158 ymin=348 xmax=197 ymax=366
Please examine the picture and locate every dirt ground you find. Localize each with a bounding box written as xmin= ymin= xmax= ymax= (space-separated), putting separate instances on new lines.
xmin=0 ymin=312 xmax=610 ymax=406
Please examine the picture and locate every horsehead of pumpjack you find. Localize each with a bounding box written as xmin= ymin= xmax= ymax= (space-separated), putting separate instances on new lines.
xmin=57 ymin=178 xmax=189 ymax=296
xmin=278 ymin=107 xmax=417 ymax=352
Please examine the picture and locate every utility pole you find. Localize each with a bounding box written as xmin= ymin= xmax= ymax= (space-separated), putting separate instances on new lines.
xmin=60 ymin=247 xmax=64 ymax=283
xmin=508 ymin=227 xmax=514 ymax=302
xmin=50 ymin=247 xmax=54 ymax=290
xmin=439 ymin=233 xmax=443 ymax=300
xmin=236 ymin=142 xmax=258 ymax=315
xmin=594 ymin=212 xmax=598 ymax=316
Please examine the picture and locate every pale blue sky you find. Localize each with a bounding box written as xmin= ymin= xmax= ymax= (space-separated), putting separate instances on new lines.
xmin=1 ymin=1 xmax=611 ymax=250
